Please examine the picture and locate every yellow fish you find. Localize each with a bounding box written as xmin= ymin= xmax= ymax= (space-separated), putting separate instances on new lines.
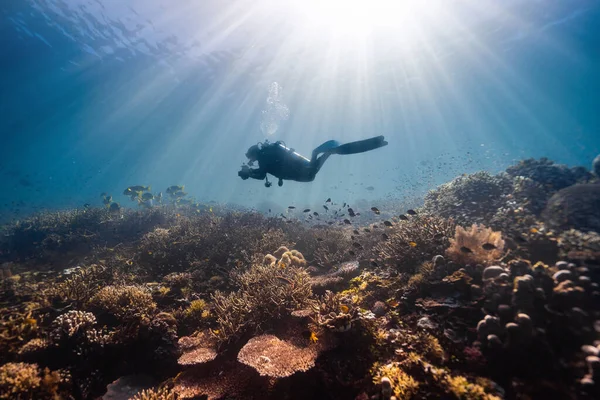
xmin=409 ymin=241 xmax=417 ymax=247
xmin=309 ymin=332 xmax=319 ymax=343
xmin=340 ymin=305 xmax=349 ymax=313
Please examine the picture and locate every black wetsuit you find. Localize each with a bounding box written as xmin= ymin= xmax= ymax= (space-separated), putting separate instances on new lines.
xmin=239 ymin=136 xmax=388 ymax=187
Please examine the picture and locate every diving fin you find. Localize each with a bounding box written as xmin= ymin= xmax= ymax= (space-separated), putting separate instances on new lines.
xmin=330 ymin=135 xmax=388 ymax=155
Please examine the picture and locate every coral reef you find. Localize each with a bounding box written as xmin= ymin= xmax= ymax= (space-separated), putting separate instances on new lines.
xmin=0 ymin=155 xmax=598 ymax=399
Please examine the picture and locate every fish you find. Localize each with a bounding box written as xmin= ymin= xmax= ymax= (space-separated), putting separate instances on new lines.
xmin=353 ymin=229 xmax=360 ymax=235
xmin=288 ymin=206 xmax=296 ymax=209
xmin=460 ymin=246 xmax=473 ymax=253
xmin=433 ymin=233 xmax=445 ymax=239
xmin=124 ymin=185 xmax=151 ymax=196
xmin=323 ymin=205 xmax=329 ymax=211
xmin=348 ymin=250 xmax=356 ymax=256
xmin=166 ymin=185 xmax=184 ymax=194
xmin=382 ymin=233 xmax=389 ymax=240
xmin=371 ymin=261 xmax=379 ymax=267
xmin=102 ymin=195 xmax=112 ymax=206
xmin=347 ymin=208 xmax=356 ymax=217
xmin=409 ymin=241 xmax=417 ymax=247
xmin=530 ymin=228 xmax=538 ymax=234
xmin=109 ymin=202 xmax=121 ymax=212
xmin=383 ymin=220 xmax=393 ymax=227
xmin=317 ymin=238 xmax=324 ymax=242
xmin=406 ymin=209 xmax=417 ymax=215
xmin=343 ymin=219 xmax=351 ymax=224
xmin=482 ymin=243 xmax=497 ymax=250
xmin=325 ymin=198 xmax=331 ymax=203
xmin=371 ymin=207 xmax=380 ymax=215
xmin=352 ymin=242 xmax=363 ymax=249
xmin=398 ymin=214 xmax=409 ymax=221
xmin=303 ymin=209 xmax=310 ymax=213
xmin=514 ymin=235 xmax=528 ymax=244
xmin=172 ymin=191 xmax=187 ymax=198
xmin=313 ymin=211 xmax=319 ymax=216
xmin=364 ymin=228 xmax=371 ymax=233
xmin=141 ymin=192 xmax=154 ymax=201
xmin=83 ymin=203 xmax=91 ymax=209
xmin=366 ymin=186 xmax=375 ymax=191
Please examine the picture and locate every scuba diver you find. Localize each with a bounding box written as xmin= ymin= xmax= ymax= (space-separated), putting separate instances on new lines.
xmin=238 ymin=135 xmax=388 ymax=187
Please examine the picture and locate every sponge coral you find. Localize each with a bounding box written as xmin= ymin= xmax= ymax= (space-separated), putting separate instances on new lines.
xmin=446 ymin=224 xmax=504 ymax=265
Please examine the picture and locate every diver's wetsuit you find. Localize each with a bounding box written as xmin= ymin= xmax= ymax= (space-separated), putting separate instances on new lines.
xmin=238 ymin=135 xmax=388 ymax=187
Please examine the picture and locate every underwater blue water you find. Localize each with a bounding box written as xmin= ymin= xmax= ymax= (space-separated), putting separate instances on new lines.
xmin=1 ymin=0 xmax=599 ymax=221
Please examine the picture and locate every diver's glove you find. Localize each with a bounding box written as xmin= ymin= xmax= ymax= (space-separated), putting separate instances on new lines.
xmin=238 ymin=165 xmax=250 ymax=180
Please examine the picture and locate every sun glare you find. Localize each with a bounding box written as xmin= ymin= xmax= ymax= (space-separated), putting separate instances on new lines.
xmin=293 ymin=0 xmax=443 ymax=36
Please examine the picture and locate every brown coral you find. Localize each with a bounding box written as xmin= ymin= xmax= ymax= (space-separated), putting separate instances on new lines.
xmin=446 ymin=224 xmax=504 ymax=265
xmin=237 ymin=334 xmax=318 ymax=378
xmin=177 ymin=330 xmax=218 ymax=366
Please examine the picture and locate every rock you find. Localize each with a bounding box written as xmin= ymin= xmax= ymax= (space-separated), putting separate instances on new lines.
xmin=497 ymin=304 xmax=513 ymax=322
xmin=417 ymin=316 xmax=438 ymax=331
xmin=580 ymin=376 xmax=595 ymax=390
xmin=587 ymin=356 xmax=600 ymax=379
xmin=552 ymin=270 xmax=572 ymax=283
xmin=482 ymin=266 xmax=505 ymax=280
xmin=582 ymin=345 xmax=600 ymax=357
xmin=372 ymin=301 xmax=387 ymax=317
xmin=515 ymin=313 xmax=533 ymax=339
xmin=381 ymin=377 xmax=393 ymax=400
xmin=432 ymin=255 xmax=445 ymax=267
xmin=555 ymin=261 xmax=569 ymax=270
xmin=593 ymin=154 xmax=600 ymax=176
xmin=487 ymin=334 xmax=503 ymax=349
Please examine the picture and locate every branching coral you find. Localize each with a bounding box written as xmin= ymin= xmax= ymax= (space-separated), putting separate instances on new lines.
xmin=557 ymin=229 xmax=600 ymax=261
xmin=374 ymin=215 xmax=456 ymax=272
xmin=446 ymin=224 xmax=505 ymax=265
xmin=135 ymin=212 xmax=290 ymax=277
xmin=131 ymin=386 xmax=178 ymax=400
xmin=444 ymin=375 xmax=502 ymax=400
xmin=371 ymin=362 xmax=419 ymax=399
xmin=0 ymin=362 xmax=70 ymax=400
xmin=90 ymin=285 xmax=156 ymax=321
xmin=211 ymin=248 xmax=312 ymax=343
xmin=311 ymin=290 xmax=359 ymax=332
xmin=50 ymin=310 xmax=97 ymax=342
xmin=45 ymin=264 xmax=109 ymax=307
